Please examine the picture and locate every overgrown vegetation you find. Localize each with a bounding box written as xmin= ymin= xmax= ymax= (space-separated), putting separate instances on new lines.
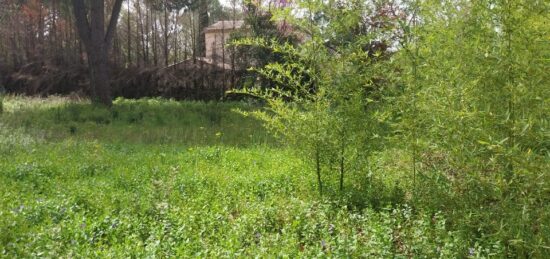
xmin=0 ymin=0 xmax=548 ymax=257
xmin=0 ymin=97 xmax=456 ymax=257
xmin=232 ymin=0 xmax=549 ymax=256
xmin=1 ymin=90 xmax=547 ymax=257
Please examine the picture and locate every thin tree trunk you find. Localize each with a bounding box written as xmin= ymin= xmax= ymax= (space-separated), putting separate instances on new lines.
xmin=152 ymin=9 xmax=158 ymax=66
xmin=164 ymin=2 xmax=169 ymax=66
xmin=26 ymin=21 xmax=34 ymax=62
xmin=339 ymin=131 xmax=346 ymax=192
xmin=316 ymin=146 xmax=323 ymax=195
xmin=190 ymin=11 xmax=196 ymax=60
xmin=173 ymin=12 xmax=178 ymax=63
xmin=505 ymin=0 xmax=515 ymax=181
xmin=127 ymin=0 xmax=132 ymax=66
xmin=231 ymin=2 xmax=236 ymax=85
xmin=145 ymin=5 xmax=151 ymax=65
xmin=38 ymin=2 xmax=44 ymax=60
xmin=113 ymin=31 xmax=120 ymax=67
xmin=222 ymin=20 xmax=226 ymax=96
xmin=136 ymin=0 xmax=147 ymax=66
xmin=50 ymin=0 xmax=58 ymax=62
xmin=10 ymin=32 xmax=20 ymax=69
xmin=197 ymin=0 xmax=208 ymax=57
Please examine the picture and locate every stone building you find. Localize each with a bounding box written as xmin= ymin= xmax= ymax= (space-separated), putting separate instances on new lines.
xmin=204 ymin=20 xmax=245 ymax=66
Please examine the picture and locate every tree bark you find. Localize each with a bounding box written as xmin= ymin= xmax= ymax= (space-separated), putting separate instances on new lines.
xmin=38 ymin=2 xmax=44 ymax=60
xmin=72 ymin=0 xmax=123 ymax=106
xmin=190 ymin=11 xmax=196 ymax=59
xmin=152 ymin=9 xmax=158 ymax=66
xmin=164 ymin=2 xmax=169 ymax=66
xmin=145 ymin=4 xmax=150 ymax=65
xmin=50 ymin=0 xmax=59 ymax=63
xmin=197 ymin=0 xmax=209 ymax=57
xmin=173 ymin=12 xmax=178 ymax=63
xmin=137 ymin=0 xmax=149 ymax=66
xmin=127 ymin=0 xmax=132 ymax=66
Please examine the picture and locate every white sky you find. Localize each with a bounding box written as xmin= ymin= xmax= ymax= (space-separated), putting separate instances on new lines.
xmin=219 ymin=0 xmax=237 ymax=7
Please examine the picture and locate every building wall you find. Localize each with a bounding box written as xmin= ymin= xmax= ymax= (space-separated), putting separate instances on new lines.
xmin=205 ymin=31 xmax=233 ymax=63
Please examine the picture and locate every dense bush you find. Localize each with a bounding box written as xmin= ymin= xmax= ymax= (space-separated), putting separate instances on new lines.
xmin=234 ymin=0 xmax=400 ymax=194
xmin=233 ymin=0 xmax=549 ymax=256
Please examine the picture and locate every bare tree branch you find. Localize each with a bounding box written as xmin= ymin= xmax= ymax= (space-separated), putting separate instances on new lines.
xmin=105 ymin=0 xmax=124 ymax=48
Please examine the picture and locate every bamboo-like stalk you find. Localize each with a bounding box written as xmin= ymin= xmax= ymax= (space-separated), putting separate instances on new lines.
xmin=316 ymin=145 xmax=323 ymax=195
xmin=410 ymin=3 xmax=419 ymax=195
xmin=339 ymin=134 xmax=345 ymax=192
xmin=505 ymin=0 xmax=515 ymax=180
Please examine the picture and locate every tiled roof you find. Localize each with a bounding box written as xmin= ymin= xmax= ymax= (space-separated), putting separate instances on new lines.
xmin=205 ymin=20 xmax=245 ymax=32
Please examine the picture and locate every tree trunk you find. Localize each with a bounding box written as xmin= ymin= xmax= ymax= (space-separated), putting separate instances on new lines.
xmin=152 ymin=10 xmax=158 ymax=66
xmin=136 ymin=0 xmax=147 ymax=66
xmin=339 ymin=131 xmax=346 ymax=192
xmin=190 ymin=12 xmax=196 ymax=59
xmin=197 ymin=0 xmax=209 ymax=57
xmin=145 ymin=4 xmax=150 ymax=65
xmin=231 ymin=2 xmax=236 ymax=85
xmin=50 ymin=0 xmax=58 ymax=62
xmin=72 ymin=0 xmax=123 ymax=106
xmin=88 ymin=49 xmax=110 ymax=105
xmin=37 ymin=2 xmax=44 ymax=60
xmin=164 ymin=2 xmax=169 ymax=66
xmin=173 ymin=12 xmax=178 ymax=63
xmin=127 ymin=0 xmax=132 ymax=66
xmin=316 ymin=146 xmax=323 ymax=195
xmin=113 ymin=31 xmax=120 ymax=67
xmin=10 ymin=32 xmax=20 ymax=69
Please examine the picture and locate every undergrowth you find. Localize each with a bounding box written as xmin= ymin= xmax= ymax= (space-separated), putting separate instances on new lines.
xmin=0 ymin=96 xmax=547 ymax=257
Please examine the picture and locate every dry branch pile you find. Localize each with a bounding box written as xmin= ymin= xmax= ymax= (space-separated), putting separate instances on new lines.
xmin=4 ymin=62 xmax=89 ymax=97
xmin=2 ymin=59 xmax=242 ymax=101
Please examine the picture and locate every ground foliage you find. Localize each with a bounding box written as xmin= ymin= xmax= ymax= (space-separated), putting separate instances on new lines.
xmin=233 ymin=0 xmax=549 ymax=257
xmin=0 ymin=0 xmax=549 ymax=257
xmin=0 ymin=96 xmax=477 ymax=257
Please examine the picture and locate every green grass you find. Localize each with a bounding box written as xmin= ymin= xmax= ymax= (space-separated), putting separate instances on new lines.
xmin=0 ymin=96 xmax=273 ymax=147
xmin=0 ymin=96 xmax=544 ymax=257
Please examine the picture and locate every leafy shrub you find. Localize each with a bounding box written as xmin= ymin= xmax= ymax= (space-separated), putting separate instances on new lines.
xmin=233 ymin=1 xmax=399 ymax=195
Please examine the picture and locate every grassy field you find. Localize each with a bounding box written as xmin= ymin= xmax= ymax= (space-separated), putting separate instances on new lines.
xmin=0 ymin=96 xmax=545 ymax=257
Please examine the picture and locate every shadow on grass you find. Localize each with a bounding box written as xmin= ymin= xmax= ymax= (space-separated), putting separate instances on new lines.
xmin=2 ymin=98 xmax=276 ymax=147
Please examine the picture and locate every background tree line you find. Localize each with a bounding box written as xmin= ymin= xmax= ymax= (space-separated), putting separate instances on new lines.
xmin=0 ymin=0 xmax=245 ymax=72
